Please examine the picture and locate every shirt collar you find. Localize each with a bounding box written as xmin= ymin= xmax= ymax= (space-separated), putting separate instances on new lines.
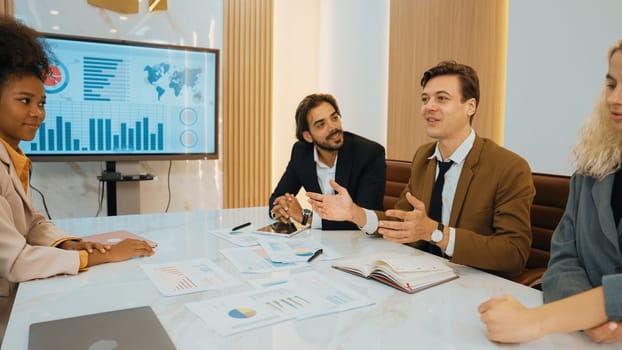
xmin=0 ymin=138 xmax=31 ymax=192
xmin=428 ymin=128 xmax=476 ymax=164
xmin=313 ymin=146 xmax=338 ymax=169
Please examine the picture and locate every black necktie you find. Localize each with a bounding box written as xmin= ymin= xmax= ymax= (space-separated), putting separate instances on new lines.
xmin=426 ymin=160 xmax=453 ymax=256
xmin=429 ymin=160 xmax=453 ymax=222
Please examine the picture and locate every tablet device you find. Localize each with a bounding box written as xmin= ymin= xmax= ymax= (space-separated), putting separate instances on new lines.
xmin=253 ymin=221 xmax=309 ymax=238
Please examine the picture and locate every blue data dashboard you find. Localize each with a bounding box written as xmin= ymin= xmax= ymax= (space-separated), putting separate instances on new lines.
xmin=24 ymin=34 xmax=219 ymax=161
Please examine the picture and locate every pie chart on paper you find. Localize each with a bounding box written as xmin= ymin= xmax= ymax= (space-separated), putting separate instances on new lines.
xmin=294 ymin=250 xmax=313 ymax=257
xmin=228 ymin=307 xmax=257 ymax=319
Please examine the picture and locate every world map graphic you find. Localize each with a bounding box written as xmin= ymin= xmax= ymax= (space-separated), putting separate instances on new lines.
xmin=144 ymin=63 xmax=203 ymax=102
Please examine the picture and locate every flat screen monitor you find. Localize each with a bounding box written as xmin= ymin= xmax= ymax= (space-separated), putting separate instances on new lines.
xmin=24 ymin=34 xmax=218 ymax=161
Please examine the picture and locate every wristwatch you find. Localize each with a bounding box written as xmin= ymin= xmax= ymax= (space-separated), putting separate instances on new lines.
xmin=301 ymin=209 xmax=312 ymax=225
xmin=431 ymin=222 xmax=444 ymax=243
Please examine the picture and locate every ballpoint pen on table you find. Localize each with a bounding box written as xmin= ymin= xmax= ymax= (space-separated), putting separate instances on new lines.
xmin=231 ymin=222 xmax=251 ymax=232
xmin=307 ymin=249 xmax=323 ymax=262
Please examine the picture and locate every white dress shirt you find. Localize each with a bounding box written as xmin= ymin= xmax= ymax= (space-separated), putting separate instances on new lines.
xmin=427 ymin=128 xmax=476 ymax=256
xmin=312 ymin=148 xmax=377 ymax=231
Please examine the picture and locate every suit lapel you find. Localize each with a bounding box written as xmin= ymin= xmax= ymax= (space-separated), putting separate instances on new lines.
xmin=421 ymin=157 xmax=437 ymax=210
xmin=335 ymin=134 xmax=352 ymax=189
xmin=0 ymin=145 xmax=30 ymax=205
xmin=592 ymin=175 xmax=620 ymax=253
xmin=302 ymin=146 xmax=322 ymax=193
xmin=449 ymin=136 xmax=482 ymax=226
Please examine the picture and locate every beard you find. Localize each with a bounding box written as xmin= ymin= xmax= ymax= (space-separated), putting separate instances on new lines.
xmin=313 ymin=129 xmax=344 ymax=151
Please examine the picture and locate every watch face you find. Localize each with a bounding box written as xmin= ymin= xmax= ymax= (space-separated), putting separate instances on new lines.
xmin=431 ymin=229 xmax=443 ymax=243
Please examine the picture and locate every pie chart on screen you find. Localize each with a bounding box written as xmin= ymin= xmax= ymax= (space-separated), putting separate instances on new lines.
xmin=228 ymin=307 xmax=256 ymax=319
xmin=44 ymin=60 xmax=69 ymax=94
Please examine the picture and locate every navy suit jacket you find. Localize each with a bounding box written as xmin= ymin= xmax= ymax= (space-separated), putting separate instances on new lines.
xmin=269 ymin=131 xmax=386 ymax=230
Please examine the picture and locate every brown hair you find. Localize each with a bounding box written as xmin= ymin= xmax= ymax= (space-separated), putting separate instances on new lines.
xmin=420 ymin=60 xmax=480 ymax=121
xmin=294 ymin=93 xmax=341 ymax=142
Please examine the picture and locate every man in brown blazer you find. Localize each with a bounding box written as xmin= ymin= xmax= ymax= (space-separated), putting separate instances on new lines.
xmin=307 ymin=61 xmax=535 ymax=279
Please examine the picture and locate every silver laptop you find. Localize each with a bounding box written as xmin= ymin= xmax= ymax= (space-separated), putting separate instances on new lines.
xmin=28 ymin=306 xmax=176 ymax=350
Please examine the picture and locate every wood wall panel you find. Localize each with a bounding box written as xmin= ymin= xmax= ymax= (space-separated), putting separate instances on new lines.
xmin=387 ymin=0 xmax=508 ymax=160
xmin=223 ymin=0 xmax=273 ymax=208
xmin=1 ymin=0 xmax=14 ymax=16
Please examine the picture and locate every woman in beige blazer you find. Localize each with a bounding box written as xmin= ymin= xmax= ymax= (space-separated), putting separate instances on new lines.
xmin=0 ymin=15 xmax=155 ymax=328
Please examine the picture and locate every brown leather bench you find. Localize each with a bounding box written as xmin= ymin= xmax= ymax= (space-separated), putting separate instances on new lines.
xmin=384 ymin=159 xmax=411 ymax=210
xmin=384 ymin=160 xmax=571 ymax=288
xmin=512 ymin=173 xmax=570 ymax=288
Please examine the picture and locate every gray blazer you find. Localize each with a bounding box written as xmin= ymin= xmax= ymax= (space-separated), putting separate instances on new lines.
xmin=542 ymin=172 xmax=622 ymax=321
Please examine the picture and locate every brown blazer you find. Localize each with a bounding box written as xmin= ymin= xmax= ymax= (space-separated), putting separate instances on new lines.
xmin=0 ymin=143 xmax=79 ymax=287
xmin=380 ymin=136 xmax=535 ymax=278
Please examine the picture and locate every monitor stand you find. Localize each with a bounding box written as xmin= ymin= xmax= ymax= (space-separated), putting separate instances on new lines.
xmin=104 ymin=161 xmax=119 ymax=216
xmin=97 ymin=161 xmax=156 ymax=216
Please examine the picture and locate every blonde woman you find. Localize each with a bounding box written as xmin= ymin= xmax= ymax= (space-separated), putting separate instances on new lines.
xmin=479 ymin=39 xmax=622 ymax=344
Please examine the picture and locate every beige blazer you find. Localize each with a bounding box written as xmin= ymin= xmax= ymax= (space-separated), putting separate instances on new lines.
xmin=0 ymin=143 xmax=79 ymax=288
xmin=379 ymin=136 xmax=535 ymax=279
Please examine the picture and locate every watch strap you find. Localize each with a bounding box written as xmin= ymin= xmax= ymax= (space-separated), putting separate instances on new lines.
xmin=301 ymin=209 xmax=311 ymax=225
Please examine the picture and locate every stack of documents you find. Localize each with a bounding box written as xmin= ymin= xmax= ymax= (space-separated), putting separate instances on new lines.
xmin=186 ymin=271 xmax=374 ymax=336
xmin=220 ymin=238 xmax=341 ymax=273
xmin=208 ymin=227 xmax=259 ymax=247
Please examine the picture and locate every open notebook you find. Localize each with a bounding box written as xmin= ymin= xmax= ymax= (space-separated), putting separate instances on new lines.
xmin=332 ymin=252 xmax=458 ymax=294
xmin=28 ymin=306 xmax=175 ymax=350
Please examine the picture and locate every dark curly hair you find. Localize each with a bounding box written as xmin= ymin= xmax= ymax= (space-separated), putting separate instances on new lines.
xmin=294 ymin=93 xmax=341 ymax=143
xmin=0 ymin=15 xmax=51 ymax=89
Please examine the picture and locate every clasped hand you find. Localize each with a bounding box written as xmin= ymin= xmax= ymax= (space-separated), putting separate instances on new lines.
xmin=58 ymin=239 xmax=110 ymax=254
xmin=378 ymin=192 xmax=437 ymax=244
xmin=585 ymin=321 xmax=622 ymax=343
xmin=271 ymin=193 xmax=303 ymax=223
xmin=478 ymin=295 xmax=542 ymax=343
xmin=59 ymin=238 xmax=154 ymax=266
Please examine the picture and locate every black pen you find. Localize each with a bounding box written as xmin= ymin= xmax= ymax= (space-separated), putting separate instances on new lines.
xmin=307 ymin=248 xmax=323 ymax=262
xmin=231 ymin=222 xmax=251 ymax=232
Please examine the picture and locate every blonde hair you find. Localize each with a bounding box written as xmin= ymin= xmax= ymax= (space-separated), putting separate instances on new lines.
xmin=573 ymin=39 xmax=622 ymax=180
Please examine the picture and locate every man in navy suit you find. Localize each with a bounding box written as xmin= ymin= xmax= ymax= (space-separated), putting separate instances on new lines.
xmin=269 ymin=93 xmax=386 ymax=230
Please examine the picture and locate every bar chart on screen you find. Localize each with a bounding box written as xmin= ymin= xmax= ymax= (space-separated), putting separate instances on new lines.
xmin=23 ymin=34 xmax=218 ymax=160
xmin=28 ymin=104 xmax=167 ymax=153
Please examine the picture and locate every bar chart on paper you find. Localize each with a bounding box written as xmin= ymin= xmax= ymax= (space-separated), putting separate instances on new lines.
xmin=140 ymin=258 xmax=240 ymax=296
xmin=153 ymin=266 xmax=198 ymax=292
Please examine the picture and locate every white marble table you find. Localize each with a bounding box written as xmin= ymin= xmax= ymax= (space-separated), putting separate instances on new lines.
xmin=2 ymin=207 xmax=615 ymax=349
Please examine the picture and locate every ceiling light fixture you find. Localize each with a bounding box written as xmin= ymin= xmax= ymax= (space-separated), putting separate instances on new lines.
xmin=87 ymin=0 xmax=139 ymax=14
xmin=148 ymin=0 xmax=167 ymax=12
